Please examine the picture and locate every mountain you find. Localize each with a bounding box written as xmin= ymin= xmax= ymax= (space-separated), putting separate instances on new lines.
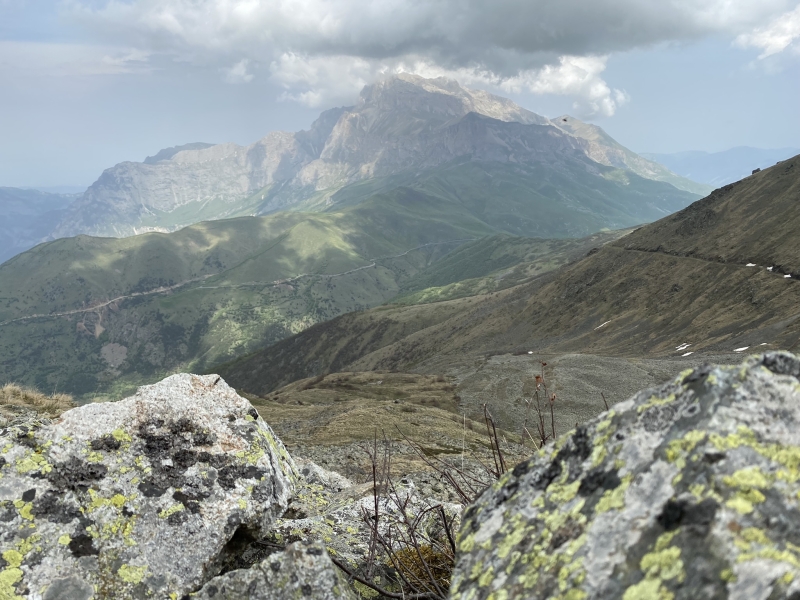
xmin=219 ymin=155 xmax=800 ymax=427
xmin=50 ymin=74 xmax=702 ymax=239
xmin=553 ymin=116 xmax=711 ymax=196
xmin=0 ymin=75 xmax=708 ymax=398
xmin=143 ymin=142 xmax=216 ymax=164
xmin=643 ymin=146 xmax=800 ymax=187
xmin=0 ymin=183 xmax=632 ymax=401
xmin=0 ymin=187 xmax=78 ymax=263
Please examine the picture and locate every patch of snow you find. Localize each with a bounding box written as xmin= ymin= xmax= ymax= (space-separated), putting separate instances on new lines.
xmin=760 ymin=343 xmax=768 ymax=346
xmin=767 ymin=267 xmax=773 ymax=272
xmin=746 ymin=263 xmax=756 ymax=267
xmin=734 ymin=347 xmax=750 ymax=352
xmin=528 ymin=351 xmax=533 ymax=354
xmin=682 ymin=352 xmax=694 ymax=356
xmin=594 ymin=321 xmax=611 ymax=330
xmin=676 ymin=343 xmax=691 ymax=351
xmin=784 ymin=274 xmax=792 ymax=278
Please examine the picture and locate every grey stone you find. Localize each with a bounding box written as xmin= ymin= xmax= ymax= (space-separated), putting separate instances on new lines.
xmin=261 ymin=462 xmax=462 ymax=595
xmin=192 ymin=541 xmax=355 ymax=600
xmin=449 ymin=352 xmax=800 ymax=600
xmin=41 ymin=576 xmax=94 ymax=600
xmin=0 ymin=373 xmax=296 ymax=599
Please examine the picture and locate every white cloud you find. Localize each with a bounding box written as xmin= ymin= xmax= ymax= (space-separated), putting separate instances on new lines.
xmin=65 ymin=0 xmax=800 ymax=114
xmin=222 ymin=58 xmax=253 ymax=84
xmin=267 ymin=53 xmax=628 ymax=117
xmin=269 ymin=53 xmax=373 ymax=106
xmin=518 ymin=56 xmax=629 ymax=118
xmin=736 ymin=4 xmax=800 ymax=58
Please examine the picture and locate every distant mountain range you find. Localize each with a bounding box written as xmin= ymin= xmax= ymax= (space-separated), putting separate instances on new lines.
xmin=47 ymin=74 xmax=707 ymax=241
xmin=643 ymin=147 xmax=799 ymax=187
xmin=0 ymin=187 xmax=77 ymax=263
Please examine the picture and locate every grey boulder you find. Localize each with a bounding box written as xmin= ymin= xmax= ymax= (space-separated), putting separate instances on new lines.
xmin=0 ymin=373 xmax=296 ymax=599
xmin=192 ymin=541 xmax=355 ymax=600
xmin=450 ymin=352 xmax=800 ymax=600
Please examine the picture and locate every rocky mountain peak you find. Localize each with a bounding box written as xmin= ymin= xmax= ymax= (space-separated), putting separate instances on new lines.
xmin=143 ymin=142 xmax=216 ymax=164
xmin=355 ymin=73 xmax=549 ymax=130
xmin=43 ymin=74 xmax=707 ymax=241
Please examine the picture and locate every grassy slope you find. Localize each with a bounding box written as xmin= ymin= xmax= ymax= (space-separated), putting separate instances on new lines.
xmin=0 ymin=195 xmax=491 ymax=399
xmin=393 ymin=230 xmax=631 ymax=304
xmin=328 ymin=160 xmax=699 ymax=238
xmin=248 ymin=371 xmax=524 ymax=482
xmin=220 ymin=156 xmax=800 ymax=396
xmin=0 ymin=153 xmax=700 ymax=400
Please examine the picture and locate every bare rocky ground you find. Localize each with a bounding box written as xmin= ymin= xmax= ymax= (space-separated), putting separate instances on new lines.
xmin=245 ymin=352 xmax=756 ymax=484
xmin=246 ymin=371 xmax=527 ymax=488
xmin=435 ymin=351 xmax=748 ymax=438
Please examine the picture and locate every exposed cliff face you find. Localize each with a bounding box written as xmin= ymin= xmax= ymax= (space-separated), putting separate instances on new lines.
xmin=49 ymin=132 xmax=316 ymax=238
xmin=50 ymin=74 xmax=701 ymax=239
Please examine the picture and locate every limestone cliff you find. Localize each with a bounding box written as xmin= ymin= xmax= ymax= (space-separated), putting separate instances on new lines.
xmin=50 ymin=75 xmax=702 ymax=239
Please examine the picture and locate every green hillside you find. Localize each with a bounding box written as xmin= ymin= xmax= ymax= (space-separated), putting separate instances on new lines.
xmin=325 ymin=160 xmax=698 ymax=237
xmin=0 ymin=191 xmax=602 ymax=400
xmin=0 ymin=197 xmax=486 ymax=399
xmin=0 ymin=153 xmax=700 ymax=400
xmin=393 ymin=230 xmax=630 ymax=305
xmin=219 ymin=156 xmax=800 ymax=400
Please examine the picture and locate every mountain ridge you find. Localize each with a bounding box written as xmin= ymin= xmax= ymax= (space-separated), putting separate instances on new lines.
xmin=218 ymin=154 xmax=800 ymax=398
xmin=48 ymin=74 xmax=705 ymax=239
xmin=0 ymin=187 xmax=77 ymax=263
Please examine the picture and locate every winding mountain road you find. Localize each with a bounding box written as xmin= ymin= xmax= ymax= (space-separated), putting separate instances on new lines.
xmin=0 ymin=238 xmax=474 ymax=328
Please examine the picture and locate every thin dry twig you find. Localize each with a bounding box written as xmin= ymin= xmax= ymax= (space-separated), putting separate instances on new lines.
xmin=330 ymin=555 xmax=438 ymax=600
xmin=349 ymin=432 xmax=458 ymax=599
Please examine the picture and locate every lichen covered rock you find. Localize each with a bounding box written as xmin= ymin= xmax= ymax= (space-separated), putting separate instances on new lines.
xmin=192 ymin=541 xmax=355 ymax=599
xmin=0 ymin=373 xmax=296 ymax=599
xmin=269 ymin=470 xmax=461 ymax=575
xmin=450 ymin=352 xmax=800 ymax=600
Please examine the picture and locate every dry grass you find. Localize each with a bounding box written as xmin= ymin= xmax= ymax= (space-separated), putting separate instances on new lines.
xmin=247 ymin=370 xmax=524 ymax=482
xmin=392 ymin=545 xmax=453 ymax=593
xmin=0 ymin=383 xmax=75 ymax=419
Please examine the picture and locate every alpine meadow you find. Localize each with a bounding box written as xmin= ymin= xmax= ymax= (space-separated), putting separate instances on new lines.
xmin=1 ymin=3 xmax=799 ymax=599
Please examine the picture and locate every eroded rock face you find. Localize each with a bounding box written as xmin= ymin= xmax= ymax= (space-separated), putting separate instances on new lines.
xmin=193 ymin=541 xmax=355 ymax=600
xmin=0 ymin=373 xmax=296 ymax=599
xmin=450 ymin=352 xmax=800 ymax=600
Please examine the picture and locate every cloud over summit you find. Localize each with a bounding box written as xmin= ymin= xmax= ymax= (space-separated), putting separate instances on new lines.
xmin=63 ymin=0 xmax=800 ymax=116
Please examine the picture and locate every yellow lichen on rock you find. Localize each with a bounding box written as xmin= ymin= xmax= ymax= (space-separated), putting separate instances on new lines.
xmin=117 ymin=564 xmax=147 ymax=584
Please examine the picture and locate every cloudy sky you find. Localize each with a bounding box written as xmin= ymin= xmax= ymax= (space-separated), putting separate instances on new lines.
xmin=1 ymin=0 xmax=799 ymax=189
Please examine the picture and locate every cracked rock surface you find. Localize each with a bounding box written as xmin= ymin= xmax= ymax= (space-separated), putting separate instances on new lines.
xmin=193 ymin=541 xmax=355 ymax=600
xmin=450 ymin=352 xmax=800 ymax=600
xmin=0 ymin=373 xmax=296 ymax=599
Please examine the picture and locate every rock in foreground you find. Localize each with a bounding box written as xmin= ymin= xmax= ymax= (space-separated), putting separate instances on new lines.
xmin=193 ymin=541 xmax=355 ymax=600
xmin=450 ymin=352 xmax=800 ymax=600
xmin=0 ymin=374 xmax=296 ymax=599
